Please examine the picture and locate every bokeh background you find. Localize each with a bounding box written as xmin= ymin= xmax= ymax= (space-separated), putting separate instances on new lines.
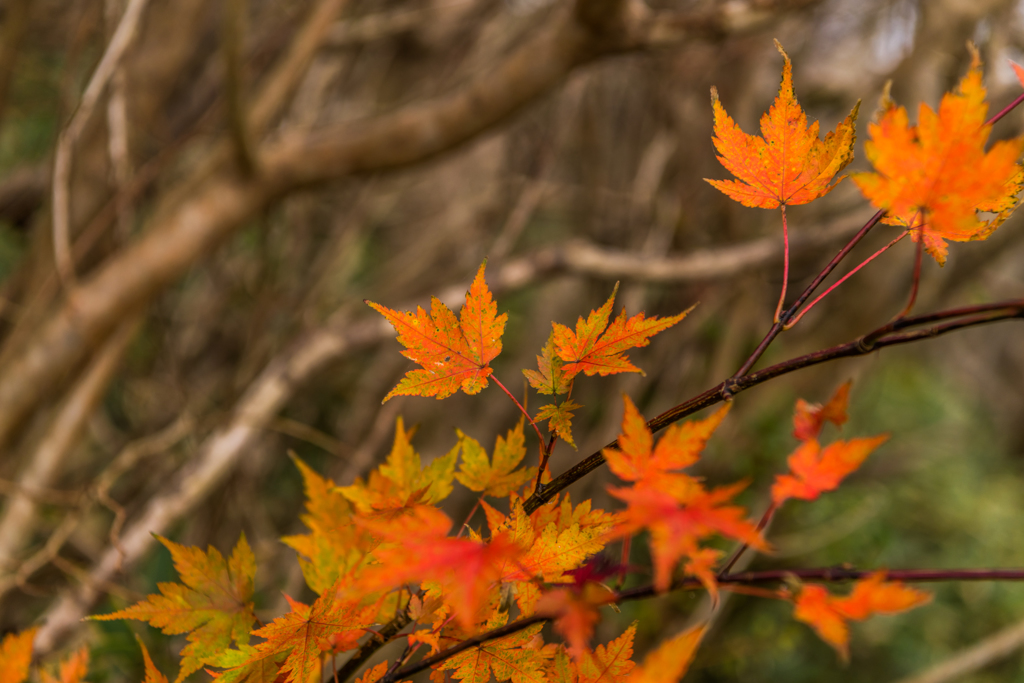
xmin=0 ymin=0 xmax=1023 ymax=680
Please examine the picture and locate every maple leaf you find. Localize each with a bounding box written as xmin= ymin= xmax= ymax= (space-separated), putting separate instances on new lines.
xmin=624 ymin=623 xmax=704 ymax=683
xmin=361 ymin=509 xmax=526 ymax=630
xmin=40 ymin=647 xmax=89 ymax=683
xmin=609 ymin=484 xmax=767 ymax=595
xmin=793 ymin=381 xmax=850 ymax=441
xmin=551 ymin=283 xmax=693 ymax=380
xmin=434 ymin=617 xmax=550 ymax=683
xmin=137 ymin=638 xmax=170 ymax=683
xmin=536 ymin=584 xmax=615 ymax=662
xmin=243 ymin=587 xmax=379 ymax=683
xmin=551 ymin=622 xmax=637 ymax=683
xmin=205 ymin=645 xmax=287 ymax=683
xmin=282 ymin=456 xmax=371 ymax=594
xmin=90 ymin=535 xmax=256 ymax=682
xmin=0 ymin=628 xmax=34 ymax=683
xmin=355 ymin=661 xmax=411 ymax=683
xmin=455 ymin=420 xmax=537 ymax=497
xmin=705 ymin=40 xmax=859 ymax=209
xmin=524 ymin=332 xmax=572 ymax=395
xmin=852 ymin=46 xmax=1024 ymax=264
xmin=603 ymin=396 xmax=730 ymax=487
xmin=535 ymin=400 xmax=582 ymax=450
xmin=790 ymin=573 xmax=931 ymax=660
xmin=367 ymin=260 xmax=507 ymax=401
xmin=771 ymin=434 xmax=889 ymax=507
xmin=338 ymin=417 xmax=457 ymax=513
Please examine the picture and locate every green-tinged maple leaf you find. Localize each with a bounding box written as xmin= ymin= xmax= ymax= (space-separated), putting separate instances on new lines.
xmin=40 ymin=647 xmax=89 ymax=683
xmin=90 ymin=535 xmax=256 ymax=682
xmin=552 ymin=284 xmax=693 ymax=379
xmin=282 ymin=456 xmax=371 ymax=594
xmin=243 ymin=586 xmax=380 ymax=683
xmin=535 ymin=400 xmax=582 ymax=450
xmin=367 ymin=261 xmax=507 ymax=401
xmin=434 ymin=617 xmax=550 ymax=683
xmin=524 ymin=332 xmax=572 ymax=395
xmin=456 ymin=420 xmax=537 ymax=497
xmin=338 ymin=417 xmax=457 ymax=513
xmin=624 ymin=624 xmax=705 ymax=683
xmin=205 ymin=645 xmax=286 ymax=683
xmin=603 ymin=396 xmax=730 ymax=486
xmin=0 ymin=628 xmax=34 ymax=683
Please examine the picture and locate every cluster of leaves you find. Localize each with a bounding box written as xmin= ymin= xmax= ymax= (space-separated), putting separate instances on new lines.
xmin=4 ymin=40 xmax=1022 ymax=683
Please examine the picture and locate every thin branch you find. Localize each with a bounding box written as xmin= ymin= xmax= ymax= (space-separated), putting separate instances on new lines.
xmin=384 ymin=565 xmax=1024 ymax=682
xmin=891 ymin=616 xmax=1024 ymax=683
xmin=523 ymin=298 xmax=1024 ymax=514
xmin=51 ymin=0 xmax=152 ymax=287
xmin=223 ymin=0 xmax=256 ymax=174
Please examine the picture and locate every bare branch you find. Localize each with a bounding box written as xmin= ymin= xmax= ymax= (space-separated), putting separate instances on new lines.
xmin=51 ymin=0 xmax=153 ymax=287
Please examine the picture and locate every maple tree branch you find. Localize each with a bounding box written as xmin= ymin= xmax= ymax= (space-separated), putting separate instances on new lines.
xmin=784 ymin=230 xmax=908 ymax=329
xmin=724 ymin=208 xmax=887 ymax=390
xmin=382 ymin=565 xmax=1024 ymax=682
xmin=335 ymin=609 xmax=415 ymax=683
xmin=523 ymin=297 xmax=1024 ymax=514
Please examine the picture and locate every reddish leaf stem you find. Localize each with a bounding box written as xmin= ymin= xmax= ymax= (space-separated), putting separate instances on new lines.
xmin=897 ymin=213 xmax=925 ymax=319
xmin=987 ymin=90 xmax=1024 ymax=126
xmin=784 ymin=230 xmax=908 ymax=329
xmin=774 ymin=205 xmax=790 ymax=323
xmin=491 ymin=375 xmax=546 ymax=447
xmin=718 ymin=503 xmax=777 ymax=576
xmin=725 ymin=209 xmax=886 ymax=390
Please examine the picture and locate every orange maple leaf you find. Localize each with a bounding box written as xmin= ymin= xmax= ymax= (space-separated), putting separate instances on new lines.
xmin=90 ymin=535 xmax=256 ymax=682
xmin=361 ymin=508 xmax=526 ymax=630
xmin=793 ymin=381 xmax=850 ymax=441
xmin=609 ymin=484 xmax=767 ymax=595
xmin=549 ymin=622 xmax=637 ymax=683
xmin=535 ymin=399 xmax=583 ymax=450
xmin=705 ymin=40 xmax=859 ymax=209
xmin=523 ymin=332 xmax=572 ymax=395
xmin=243 ymin=587 xmax=379 ymax=683
xmin=40 ymin=647 xmax=89 ymax=683
xmin=434 ymin=616 xmax=550 ymax=683
xmin=790 ymin=573 xmax=931 ymax=660
xmin=535 ymin=584 xmax=615 ymax=662
xmin=771 ymin=434 xmax=889 ymax=507
xmin=852 ymin=46 xmax=1024 ymax=264
xmin=367 ymin=261 xmax=507 ymax=401
xmin=603 ymin=396 xmax=729 ymax=488
xmin=0 ymin=628 xmax=35 ymax=683
xmin=137 ymin=638 xmax=170 ymax=683
xmin=551 ymin=283 xmax=693 ymax=380
xmin=624 ymin=623 xmax=705 ymax=683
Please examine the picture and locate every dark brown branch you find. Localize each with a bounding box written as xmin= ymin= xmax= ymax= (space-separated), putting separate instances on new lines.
xmin=524 ymin=299 xmax=1024 ymax=514
xmin=385 ymin=565 xmax=1024 ymax=681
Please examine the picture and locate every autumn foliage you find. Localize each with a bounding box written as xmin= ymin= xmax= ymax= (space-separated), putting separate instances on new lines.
xmin=5 ymin=40 xmax=1024 ymax=683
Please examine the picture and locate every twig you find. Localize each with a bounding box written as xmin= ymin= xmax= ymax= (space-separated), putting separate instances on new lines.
xmin=223 ymin=0 xmax=256 ymax=174
xmin=523 ymin=298 xmax=1024 ymax=514
xmin=51 ymin=0 xmax=152 ymax=287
